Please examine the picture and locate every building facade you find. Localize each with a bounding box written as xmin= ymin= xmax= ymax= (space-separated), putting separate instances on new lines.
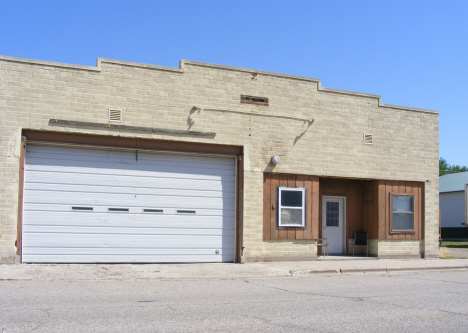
xmin=0 ymin=56 xmax=439 ymax=263
xmin=440 ymin=172 xmax=468 ymax=239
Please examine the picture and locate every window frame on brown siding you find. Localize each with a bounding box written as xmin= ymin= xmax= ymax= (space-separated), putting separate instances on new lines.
xmin=390 ymin=193 xmax=415 ymax=233
xmin=277 ymin=186 xmax=306 ymax=228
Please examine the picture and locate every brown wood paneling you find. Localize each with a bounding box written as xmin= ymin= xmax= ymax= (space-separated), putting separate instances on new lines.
xmin=408 ymin=182 xmax=417 ymax=241
xmin=378 ymin=181 xmax=387 ymax=240
xmin=420 ymin=183 xmax=424 ymax=239
xmin=310 ymin=177 xmax=320 ymax=239
xmin=263 ymin=175 xmax=271 ymax=240
xmin=287 ymin=177 xmax=297 ymax=240
xmin=375 ymin=179 xmax=424 ymax=241
xmin=345 ymin=181 xmax=362 ymax=246
xmin=278 ymin=174 xmax=289 ymax=240
xmin=263 ymin=173 xmax=319 ymax=241
xmin=16 ymin=136 xmax=26 ymax=257
xmin=362 ymin=181 xmax=376 ymax=238
xmin=320 ymin=178 xmax=363 ymax=245
xmin=295 ymin=175 xmax=305 ymax=240
xmin=270 ymin=175 xmax=280 ymax=240
xmin=236 ymin=155 xmax=244 ymax=262
xmin=371 ymin=180 xmax=379 ymax=239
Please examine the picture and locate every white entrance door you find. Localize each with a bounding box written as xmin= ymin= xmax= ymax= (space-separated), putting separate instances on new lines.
xmin=322 ymin=197 xmax=345 ymax=254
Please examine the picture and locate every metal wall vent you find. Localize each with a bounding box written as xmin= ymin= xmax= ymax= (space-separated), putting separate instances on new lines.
xmin=241 ymin=95 xmax=269 ymax=106
xmin=109 ymin=109 xmax=122 ymax=122
xmin=363 ymin=133 xmax=373 ymax=145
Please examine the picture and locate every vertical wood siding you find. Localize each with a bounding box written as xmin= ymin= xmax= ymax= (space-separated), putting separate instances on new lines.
xmin=319 ymin=178 xmax=363 ymax=247
xmin=264 ymin=175 xmax=424 ymax=243
xmin=263 ymin=173 xmax=319 ymax=240
xmin=377 ymin=180 xmax=424 ymax=240
xmin=362 ymin=180 xmax=379 ymax=239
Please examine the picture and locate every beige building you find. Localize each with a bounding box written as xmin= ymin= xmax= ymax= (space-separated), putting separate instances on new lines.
xmin=0 ymin=55 xmax=439 ymax=263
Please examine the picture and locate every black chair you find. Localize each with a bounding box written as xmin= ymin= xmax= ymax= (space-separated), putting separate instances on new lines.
xmin=353 ymin=232 xmax=368 ymax=257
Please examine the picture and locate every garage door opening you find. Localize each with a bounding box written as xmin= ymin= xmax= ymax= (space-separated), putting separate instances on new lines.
xmin=21 ymin=144 xmax=237 ymax=263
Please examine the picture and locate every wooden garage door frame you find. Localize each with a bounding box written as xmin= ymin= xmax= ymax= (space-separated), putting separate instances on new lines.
xmin=17 ymin=130 xmax=244 ymax=263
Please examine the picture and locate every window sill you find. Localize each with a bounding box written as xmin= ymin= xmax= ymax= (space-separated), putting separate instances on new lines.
xmin=389 ymin=231 xmax=415 ymax=235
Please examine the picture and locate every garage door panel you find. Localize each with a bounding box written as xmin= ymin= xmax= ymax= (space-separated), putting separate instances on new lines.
xmin=25 ymin=171 xmax=236 ymax=192
xmin=23 ymin=247 xmax=235 ymax=256
xmin=26 ymin=163 xmax=236 ymax=182
xmin=23 ymin=233 xmax=235 ymax=248
xmin=24 ymin=204 xmax=235 ymax=217
xmin=24 ymin=183 xmax=235 ymax=200
xmin=24 ymin=190 xmax=235 ymax=210
xmin=26 ymin=150 xmax=235 ymax=176
xmin=28 ymin=145 xmax=235 ymax=166
xmin=23 ymin=211 xmax=235 ymax=228
xmin=22 ymin=254 xmax=233 ymax=264
xmin=24 ymin=225 xmax=236 ymax=237
xmin=22 ymin=144 xmax=237 ymax=263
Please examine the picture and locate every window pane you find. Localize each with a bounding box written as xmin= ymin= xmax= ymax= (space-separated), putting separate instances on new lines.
xmin=281 ymin=208 xmax=303 ymax=226
xmin=392 ymin=195 xmax=413 ymax=212
xmin=326 ymin=202 xmax=339 ymax=227
xmin=281 ymin=190 xmax=303 ymax=207
xmin=392 ymin=213 xmax=414 ymax=231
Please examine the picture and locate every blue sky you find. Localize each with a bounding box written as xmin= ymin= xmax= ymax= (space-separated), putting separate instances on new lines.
xmin=1 ymin=0 xmax=467 ymax=167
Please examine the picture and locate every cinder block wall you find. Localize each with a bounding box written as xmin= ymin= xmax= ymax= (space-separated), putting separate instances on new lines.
xmin=0 ymin=56 xmax=439 ymax=262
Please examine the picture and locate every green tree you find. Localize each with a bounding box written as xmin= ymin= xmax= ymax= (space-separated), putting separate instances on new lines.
xmin=439 ymin=157 xmax=468 ymax=176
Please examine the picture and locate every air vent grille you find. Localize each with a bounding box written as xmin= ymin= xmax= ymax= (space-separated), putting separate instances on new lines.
xmin=241 ymin=95 xmax=269 ymax=106
xmin=363 ymin=133 xmax=373 ymax=145
xmin=109 ymin=109 xmax=122 ymax=122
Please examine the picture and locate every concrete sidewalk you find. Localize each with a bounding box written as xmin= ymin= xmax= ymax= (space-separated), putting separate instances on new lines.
xmin=1 ymin=258 xmax=468 ymax=281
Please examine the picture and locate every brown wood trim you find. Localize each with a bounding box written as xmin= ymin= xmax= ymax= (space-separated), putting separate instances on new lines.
xmin=22 ymin=129 xmax=243 ymax=156
xmin=22 ymin=129 xmax=244 ymax=263
xmin=311 ymin=177 xmax=320 ymax=239
xmin=378 ymin=181 xmax=386 ymax=240
xmin=270 ymin=175 xmax=280 ymax=240
xmin=236 ymin=155 xmax=244 ymax=263
xmin=263 ymin=175 xmax=271 ymax=240
xmin=16 ymin=136 xmax=26 ymax=258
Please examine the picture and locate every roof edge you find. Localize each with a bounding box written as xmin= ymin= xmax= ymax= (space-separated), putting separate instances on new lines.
xmin=1 ymin=55 xmax=439 ymax=114
xmin=181 ymin=59 xmax=438 ymax=115
xmin=0 ymin=55 xmax=100 ymax=72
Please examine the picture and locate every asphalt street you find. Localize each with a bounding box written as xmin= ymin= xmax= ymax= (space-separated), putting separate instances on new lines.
xmin=2 ymin=270 xmax=468 ymax=332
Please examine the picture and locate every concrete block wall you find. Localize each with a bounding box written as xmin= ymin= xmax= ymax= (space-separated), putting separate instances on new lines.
xmin=377 ymin=240 xmax=424 ymax=258
xmin=0 ymin=56 xmax=439 ymax=262
xmin=260 ymin=240 xmax=317 ymax=261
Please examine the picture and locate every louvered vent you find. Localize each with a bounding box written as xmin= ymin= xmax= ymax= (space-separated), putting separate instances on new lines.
xmin=363 ymin=133 xmax=373 ymax=145
xmin=109 ymin=109 xmax=122 ymax=122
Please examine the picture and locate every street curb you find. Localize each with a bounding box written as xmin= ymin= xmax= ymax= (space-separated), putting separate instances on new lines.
xmin=289 ymin=265 xmax=468 ymax=276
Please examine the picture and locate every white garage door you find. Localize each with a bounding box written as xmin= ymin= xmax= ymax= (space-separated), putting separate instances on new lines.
xmin=22 ymin=144 xmax=236 ymax=263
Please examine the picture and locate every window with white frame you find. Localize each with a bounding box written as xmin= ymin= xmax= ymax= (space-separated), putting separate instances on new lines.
xmin=278 ymin=187 xmax=306 ymax=227
xmin=391 ymin=194 xmax=414 ymax=232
